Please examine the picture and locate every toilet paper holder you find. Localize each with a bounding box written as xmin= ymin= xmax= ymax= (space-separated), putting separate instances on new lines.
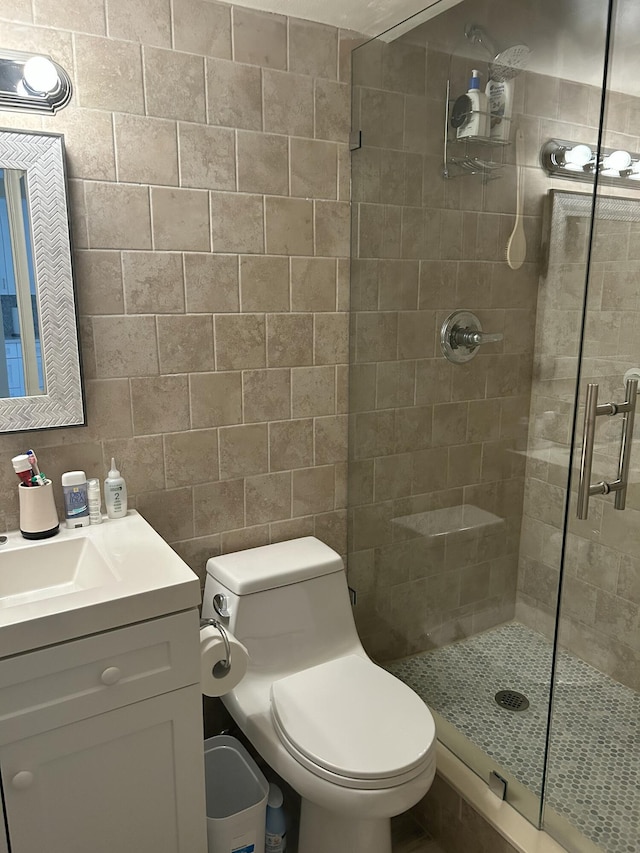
xmin=200 ymin=617 xmax=231 ymax=675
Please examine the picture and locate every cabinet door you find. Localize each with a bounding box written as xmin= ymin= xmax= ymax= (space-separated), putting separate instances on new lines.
xmin=1 ymin=686 xmax=207 ymax=853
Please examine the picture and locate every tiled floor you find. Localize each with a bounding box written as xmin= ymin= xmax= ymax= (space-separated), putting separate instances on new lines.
xmin=391 ymin=813 xmax=446 ymax=853
xmin=388 ymin=622 xmax=640 ymax=853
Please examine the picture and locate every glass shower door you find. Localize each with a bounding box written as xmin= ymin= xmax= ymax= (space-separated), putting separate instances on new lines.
xmin=544 ymin=12 xmax=640 ymax=846
xmin=349 ymin=0 xmax=620 ymax=844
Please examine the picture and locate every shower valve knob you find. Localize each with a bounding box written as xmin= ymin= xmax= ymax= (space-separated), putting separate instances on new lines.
xmin=441 ymin=310 xmax=503 ymax=364
xmin=452 ymin=327 xmax=503 ymax=349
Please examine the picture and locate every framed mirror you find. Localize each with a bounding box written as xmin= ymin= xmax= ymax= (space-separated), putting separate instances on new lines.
xmin=0 ymin=127 xmax=84 ymax=432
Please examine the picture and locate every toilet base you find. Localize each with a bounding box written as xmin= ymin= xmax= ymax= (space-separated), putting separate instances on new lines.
xmin=298 ymin=798 xmax=391 ymax=853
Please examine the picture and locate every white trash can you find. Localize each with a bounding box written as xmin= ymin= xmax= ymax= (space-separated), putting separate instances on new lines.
xmin=204 ymin=735 xmax=269 ymax=853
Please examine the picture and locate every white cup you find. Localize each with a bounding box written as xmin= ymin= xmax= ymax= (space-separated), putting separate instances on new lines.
xmin=19 ymin=480 xmax=60 ymax=539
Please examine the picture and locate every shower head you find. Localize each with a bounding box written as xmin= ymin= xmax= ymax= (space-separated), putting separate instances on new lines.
xmin=489 ymin=44 xmax=531 ymax=82
xmin=464 ymin=23 xmax=531 ymax=82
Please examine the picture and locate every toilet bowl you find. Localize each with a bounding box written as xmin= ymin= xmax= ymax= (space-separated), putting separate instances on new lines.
xmin=202 ymin=537 xmax=436 ymax=853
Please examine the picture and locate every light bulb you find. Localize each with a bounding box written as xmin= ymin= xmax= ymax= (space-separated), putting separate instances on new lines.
xmin=602 ymin=149 xmax=631 ymax=171
xmin=564 ymin=144 xmax=592 ymax=167
xmin=22 ymin=56 xmax=59 ymax=95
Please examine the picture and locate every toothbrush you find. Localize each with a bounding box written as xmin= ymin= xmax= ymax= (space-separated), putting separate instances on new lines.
xmin=26 ymin=449 xmax=45 ymax=485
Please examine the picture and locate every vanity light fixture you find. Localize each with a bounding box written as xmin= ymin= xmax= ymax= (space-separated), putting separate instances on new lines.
xmin=0 ymin=48 xmax=72 ymax=114
xmin=541 ymin=138 xmax=640 ymax=187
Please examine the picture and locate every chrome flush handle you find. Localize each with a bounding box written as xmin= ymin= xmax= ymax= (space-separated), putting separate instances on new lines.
xmin=212 ymin=592 xmax=230 ymax=618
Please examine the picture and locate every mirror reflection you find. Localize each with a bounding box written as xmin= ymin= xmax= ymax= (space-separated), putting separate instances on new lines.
xmin=0 ymin=167 xmax=44 ymax=398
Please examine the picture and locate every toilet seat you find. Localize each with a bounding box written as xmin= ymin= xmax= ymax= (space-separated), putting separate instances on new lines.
xmin=270 ymin=654 xmax=436 ymax=790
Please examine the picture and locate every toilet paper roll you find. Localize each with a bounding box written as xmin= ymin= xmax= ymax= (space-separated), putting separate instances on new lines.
xmin=200 ymin=624 xmax=249 ymax=697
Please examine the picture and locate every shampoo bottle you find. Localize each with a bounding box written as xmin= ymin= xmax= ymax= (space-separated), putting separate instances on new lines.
xmin=485 ymin=78 xmax=513 ymax=142
xmin=104 ymin=458 xmax=128 ymax=519
xmin=265 ymin=783 xmax=287 ymax=852
xmin=457 ymin=69 xmax=489 ymax=139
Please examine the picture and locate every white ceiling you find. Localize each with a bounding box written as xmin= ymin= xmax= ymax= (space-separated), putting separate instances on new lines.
xmin=227 ymin=0 xmax=439 ymax=36
xmin=230 ymin=0 xmax=640 ymax=95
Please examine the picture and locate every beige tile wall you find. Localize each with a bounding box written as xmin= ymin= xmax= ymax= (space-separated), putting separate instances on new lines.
xmin=348 ymin=24 xmax=640 ymax=683
xmin=0 ymin=0 xmax=359 ymax=583
xmin=348 ymin=41 xmax=540 ymax=661
xmin=516 ymin=91 xmax=640 ymax=688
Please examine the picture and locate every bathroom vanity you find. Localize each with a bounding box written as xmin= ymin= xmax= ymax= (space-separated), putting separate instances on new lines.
xmin=0 ymin=511 xmax=207 ymax=853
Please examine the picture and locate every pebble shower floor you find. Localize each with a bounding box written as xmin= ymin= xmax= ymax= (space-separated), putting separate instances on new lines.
xmin=387 ymin=622 xmax=640 ymax=853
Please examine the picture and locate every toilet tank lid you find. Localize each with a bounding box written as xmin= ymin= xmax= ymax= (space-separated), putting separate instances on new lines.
xmin=205 ymin=537 xmax=344 ymax=594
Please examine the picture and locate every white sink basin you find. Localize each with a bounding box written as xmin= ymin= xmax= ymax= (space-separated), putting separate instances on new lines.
xmin=0 ymin=511 xmax=200 ymax=659
xmin=0 ymin=536 xmax=120 ymax=608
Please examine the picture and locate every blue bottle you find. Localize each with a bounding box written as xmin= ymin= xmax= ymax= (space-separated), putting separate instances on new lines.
xmin=265 ymin=783 xmax=286 ymax=852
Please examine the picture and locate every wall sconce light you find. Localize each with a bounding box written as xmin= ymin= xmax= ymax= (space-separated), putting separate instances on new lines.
xmin=0 ymin=48 xmax=72 ymax=114
xmin=541 ymin=138 xmax=640 ymax=188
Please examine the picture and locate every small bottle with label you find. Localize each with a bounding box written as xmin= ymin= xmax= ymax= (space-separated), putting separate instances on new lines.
xmin=456 ymin=69 xmax=490 ymax=139
xmin=87 ymin=478 xmax=103 ymax=524
xmin=104 ymin=458 xmax=128 ymax=519
xmin=61 ymin=471 xmax=90 ymax=529
xmin=265 ymin=783 xmax=286 ymax=852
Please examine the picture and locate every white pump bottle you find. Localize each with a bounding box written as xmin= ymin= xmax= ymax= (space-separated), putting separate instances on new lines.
xmin=457 ymin=69 xmax=490 ymax=139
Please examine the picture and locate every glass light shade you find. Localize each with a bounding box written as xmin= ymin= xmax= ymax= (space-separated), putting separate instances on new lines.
xmin=22 ymin=56 xmax=59 ymax=95
xmin=564 ymin=144 xmax=592 ymax=167
xmin=602 ymin=149 xmax=631 ymax=171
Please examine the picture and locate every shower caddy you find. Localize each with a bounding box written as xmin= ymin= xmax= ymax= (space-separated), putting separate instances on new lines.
xmin=442 ymin=78 xmax=510 ymax=180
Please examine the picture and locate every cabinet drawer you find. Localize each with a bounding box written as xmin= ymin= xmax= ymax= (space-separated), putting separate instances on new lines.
xmin=0 ymin=610 xmax=200 ymax=744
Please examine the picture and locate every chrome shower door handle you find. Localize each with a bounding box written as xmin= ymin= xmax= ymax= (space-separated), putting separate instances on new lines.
xmin=614 ymin=378 xmax=638 ymax=510
xmin=576 ymin=379 xmax=638 ymax=519
xmin=577 ymin=383 xmax=599 ymax=520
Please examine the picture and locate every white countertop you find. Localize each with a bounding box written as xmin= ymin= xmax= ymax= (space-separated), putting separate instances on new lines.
xmin=0 ymin=510 xmax=201 ymax=659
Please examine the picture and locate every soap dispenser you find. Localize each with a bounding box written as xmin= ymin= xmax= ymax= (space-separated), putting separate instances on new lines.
xmin=456 ymin=69 xmax=489 ymax=140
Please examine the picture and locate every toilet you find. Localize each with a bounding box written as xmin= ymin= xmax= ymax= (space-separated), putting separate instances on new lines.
xmin=202 ymin=536 xmax=436 ymax=853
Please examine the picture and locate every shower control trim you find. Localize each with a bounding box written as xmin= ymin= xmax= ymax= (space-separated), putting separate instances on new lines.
xmin=440 ymin=310 xmax=504 ymax=364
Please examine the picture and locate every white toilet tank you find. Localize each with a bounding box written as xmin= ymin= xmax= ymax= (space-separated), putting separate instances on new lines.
xmin=203 ymin=538 xmax=364 ymax=677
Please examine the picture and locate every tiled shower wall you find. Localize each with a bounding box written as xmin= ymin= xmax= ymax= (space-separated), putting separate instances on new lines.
xmin=0 ymin=0 xmax=357 ymax=580
xmin=348 ymin=40 xmax=541 ymax=661
xmin=348 ymin=30 xmax=640 ymax=670
xmin=517 ymin=88 xmax=640 ymax=690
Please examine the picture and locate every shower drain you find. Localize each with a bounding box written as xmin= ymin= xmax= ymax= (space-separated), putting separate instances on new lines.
xmin=494 ymin=690 xmax=530 ymax=712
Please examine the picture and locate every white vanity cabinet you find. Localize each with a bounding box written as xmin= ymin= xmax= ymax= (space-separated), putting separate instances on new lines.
xmin=0 ymin=609 xmax=207 ymax=853
xmin=0 ymin=792 xmax=8 ymax=853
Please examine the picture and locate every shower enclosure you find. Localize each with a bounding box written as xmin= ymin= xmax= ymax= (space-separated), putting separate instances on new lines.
xmin=347 ymin=0 xmax=640 ymax=851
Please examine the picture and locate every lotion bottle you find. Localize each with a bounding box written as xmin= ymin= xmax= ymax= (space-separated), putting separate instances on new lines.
xmin=104 ymin=458 xmax=128 ymax=519
xmin=87 ymin=477 xmax=103 ymax=524
xmin=457 ymin=69 xmax=489 ymax=139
